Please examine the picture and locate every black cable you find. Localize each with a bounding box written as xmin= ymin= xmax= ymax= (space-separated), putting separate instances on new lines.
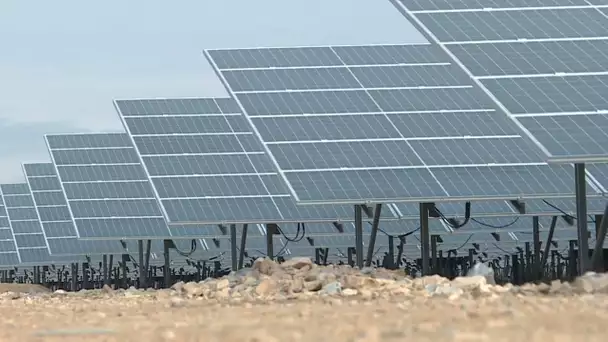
xmin=471 ymin=216 xmax=520 ymax=229
xmin=376 ymin=225 xmax=420 ymax=239
xmin=543 ymin=200 xmax=576 ymax=220
xmin=277 ymin=223 xmax=305 ymax=243
xmin=251 ymin=240 xmax=290 ymax=259
xmin=173 ymin=239 xmax=197 ymax=257
xmin=188 ymin=251 xmax=226 ymax=264
xmin=492 ymin=242 xmax=514 ymax=255
xmin=446 ymin=234 xmax=474 ymax=253
xmin=435 ymin=202 xmax=471 ymax=229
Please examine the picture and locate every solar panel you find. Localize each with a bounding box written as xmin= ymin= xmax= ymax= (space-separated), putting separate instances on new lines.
xmin=516 ymin=114 xmax=608 ymax=161
xmin=45 ymin=133 xmax=225 ymax=239
xmin=400 ymin=0 xmax=593 ymax=11
xmin=448 ymin=40 xmax=608 ymax=77
xmin=0 ymin=191 xmax=21 ymax=266
xmin=205 ymin=44 xmax=597 ymax=205
xmin=0 ymin=183 xmax=83 ymax=265
xmin=415 ymin=9 xmax=608 ymax=43
xmin=393 ymin=1 xmax=608 ymax=163
xmin=115 ymin=98 xmax=398 ymax=223
xmin=23 ymin=163 xmax=138 ymax=256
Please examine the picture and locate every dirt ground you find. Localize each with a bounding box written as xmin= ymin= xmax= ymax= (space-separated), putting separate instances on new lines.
xmin=0 ymin=283 xmax=607 ymax=342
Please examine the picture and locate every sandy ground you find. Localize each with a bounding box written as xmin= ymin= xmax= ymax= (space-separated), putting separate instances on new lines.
xmin=0 ymin=284 xmax=607 ymax=342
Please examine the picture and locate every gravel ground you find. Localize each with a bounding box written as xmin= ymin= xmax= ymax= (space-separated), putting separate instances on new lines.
xmin=2 ymin=258 xmax=608 ymax=342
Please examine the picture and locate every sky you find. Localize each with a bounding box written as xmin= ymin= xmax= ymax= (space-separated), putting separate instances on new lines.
xmin=0 ymin=0 xmax=426 ymax=182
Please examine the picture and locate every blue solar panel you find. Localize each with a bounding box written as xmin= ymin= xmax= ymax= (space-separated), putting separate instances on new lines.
xmin=0 ymin=191 xmax=21 ymax=266
xmin=413 ymin=8 xmax=608 ymax=43
xmin=45 ymin=133 xmax=226 ymax=240
xmin=0 ymin=183 xmax=82 ymax=265
xmin=393 ymin=1 xmax=608 ymax=163
xmin=23 ymin=163 xmax=140 ymax=256
xmin=401 ymin=0 xmax=592 ymax=11
xmin=115 ymin=98 xmax=399 ymax=223
xmin=204 ymin=44 xmax=596 ymax=205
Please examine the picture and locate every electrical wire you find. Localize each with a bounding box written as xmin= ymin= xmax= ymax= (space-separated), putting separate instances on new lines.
xmin=188 ymin=251 xmax=227 ymax=265
xmin=277 ymin=223 xmax=306 ymax=243
xmin=376 ymin=225 xmax=420 ymax=239
xmin=447 ymin=234 xmax=474 ymax=253
xmin=434 ymin=202 xmax=471 ymax=229
xmin=471 ymin=216 xmax=520 ymax=229
xmin=492 ymin=242 xmax=514 ymax=255
xmin=173 ymin=239 xmax=197 ymax=257
xmin=543 ymin=200 xmax=576 ymax=220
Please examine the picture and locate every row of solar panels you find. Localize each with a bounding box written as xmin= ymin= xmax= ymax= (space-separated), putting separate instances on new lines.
xmin=0 ymin=97 xmax=602 ymax=268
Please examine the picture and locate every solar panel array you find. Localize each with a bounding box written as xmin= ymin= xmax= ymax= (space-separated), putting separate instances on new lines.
xmin=394 ymin=0 xmax=608 ymax=163
xmin=204 ymin=44 xmax=602 ymax=205
xmin=2 ymin=1 xmax=607 ymax=269
xmin=0 ymin=190 xmax=21 ymax=266
xmin=115 ymin=98 xmax=398 ymax=224
xmin=23 ymin=163 xmax=131 ymax=256
xmin=45 ymin=133 xmax=222 ymax=240
xmin=0 ymin=183 xmax=81 ymax=265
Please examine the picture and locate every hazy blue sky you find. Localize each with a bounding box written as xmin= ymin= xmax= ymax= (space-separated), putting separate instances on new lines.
xmin=0 ymin=0 xmax=426 ymax=182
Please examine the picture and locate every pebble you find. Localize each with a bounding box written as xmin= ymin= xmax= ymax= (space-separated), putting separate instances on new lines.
xmin=4 ymin=257 xmax=608 ymax=305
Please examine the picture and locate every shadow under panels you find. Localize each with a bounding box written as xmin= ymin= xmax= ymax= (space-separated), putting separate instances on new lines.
xmin=203 ymin=44 xmax=601 ymax=204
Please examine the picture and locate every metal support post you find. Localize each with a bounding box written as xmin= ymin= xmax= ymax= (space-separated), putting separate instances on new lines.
xmin=230 ymin=224 xmax=238 ymax=271
xmin=138 ymin=240 xmax=146 ymax=288
xmin=71 ymin=263 xmax=78 ymax=291
xmin=396 ymin=238 xmax=404 ymax=268
xmin=347 ymin=247 xmax=354 ymax=267
xmin=365 ymin=204 xmax=382 ymax=267
xmin=568 ymin=240 xmax=577 ymax=279
xmin=121 ymin=254 xmax=129 ymax=288
xmin=102 ymin=255 xmax=109 ymax=286
xmin=532 ymin=216 xmax=541 ymax=280
xmin=144 ymin=240 xmax=151 ymax=280
xmin=238 ymin=224 xmax=248 ymax=269
xmin=163 ymin=240 xmax=171 ymax=288
xmin=540 ymin=216 xmax=557 ymax=277
xmin=524 ymin=242 xmax=531 ymax=281
xmin=266 ymin=224 xmax=275 ymax=260
xmin=574 ymin=163 xmax=590 ymax=274
xmin=354 ymin=204 xmax=364 ymax=268
xmin=41 ymin=266 xmax=47 ymax=286
xmin=468 ymin=249 xmax=475 ymax=274
xmin=430 ymin=235 xmax=438 ymax=274
xmin=387 ymin=236 xmax=395 ymax=269
xmin=419 ymin=203 xmax=431 ymax=276
xmin=82 ymin=263 xmax=89 ymax=290
xmin=108 ymin=255 xmax=114 ymax=287
xmin=591 ymin=205 xmax=608 ymax=271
